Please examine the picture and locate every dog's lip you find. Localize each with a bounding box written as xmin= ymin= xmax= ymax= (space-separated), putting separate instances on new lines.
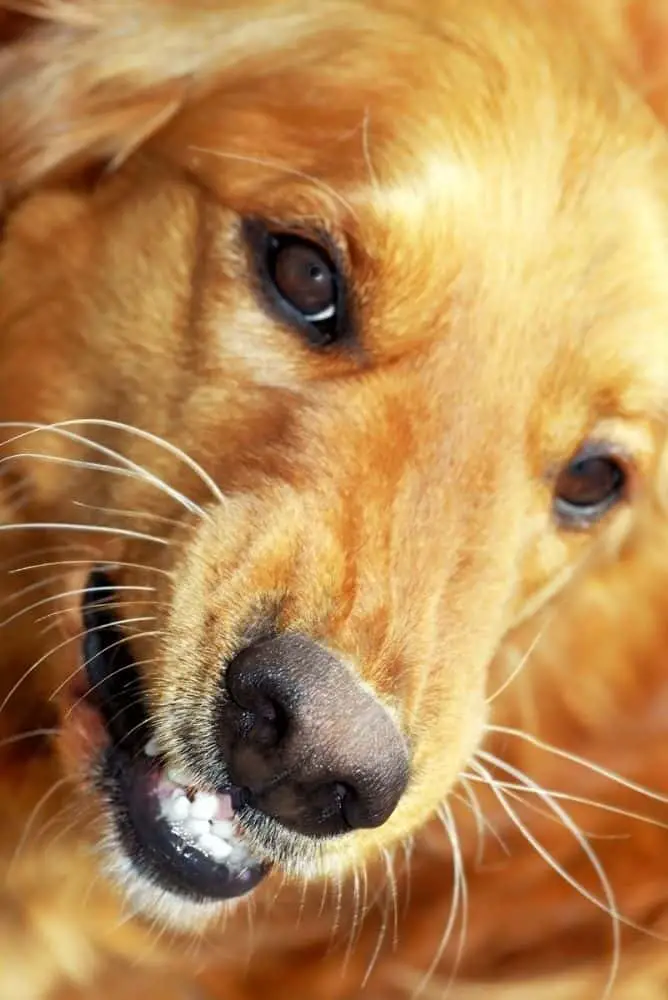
xmin=102 ymin=746 xmax=269 ymax=902
xmin=78 ymin=569 xmax=269 ymax=903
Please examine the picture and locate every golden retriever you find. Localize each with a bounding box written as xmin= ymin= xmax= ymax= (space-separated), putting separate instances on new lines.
xmin=1 ymin=1 xmax=668 ymax=997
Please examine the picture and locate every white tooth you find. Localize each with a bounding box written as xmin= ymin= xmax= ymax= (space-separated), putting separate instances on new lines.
xmin=166 ymin=766 xmax=194 ymax=787
xmin=169 ymin=794 xmax=191 ymax=822
xmin=211 ymin=820 xmax=234 ymax=840
xmin=198 ymin=833 xmax=232 ymax=860
xmin=144 ymin=737 xmax=160 ymax=757
xmin=189 ymin=793 xmax=218 ymax=821
xmin=185 ymin=818 xmax=211 ymax=839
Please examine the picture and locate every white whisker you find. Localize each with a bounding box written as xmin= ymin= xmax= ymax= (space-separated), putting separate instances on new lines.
xmin=486 ymin=725 xmax=668 ymax=807
xmin=0 ymin=728 xmax=60 ymax=751
xmin=0 ymin=521 xmax=169 ymax=545
xmin=192 ymin=148 xmax=360 ymax=222
xmin=0 ymin=570 xmax=77 ymax=610
xmin=0 ymin=614 xmax=154 ymax=719
xmin=381 ymin=847 xmax=399 ymax=951
xmin=54 ymin=625 xmax=161 ymax=703
xmin=65 ymin=657 xmax=158 ymax=720
xmin=462 ymin=772 xmax=668 ymax=836
xmin=0 ymin=584 xmax=154 ymax=632
xmin=473 ymin=755 xmax=622 ymax=998
xmin=72 ymin=500 xmax=186 ymax=529
xmin=410 ymin=802 xmax=464 ymax=999
xmin=57 ymin=418 xmax=226 ymax=508
xmin=486 ymin=619 xmax=549 ymax=704
xmin=0 ymin=421 xmax=209 ymax=521
xmin=11 ymin=557 xmax=171 ymax=578
xmin=9 ymin=776 xmax=76 ymax=874
xmin=36 ymin=598 xmax=163 ymax=624
xmin=0 ymin=543 xmax=97 ymax=573
xmin=361 ymin=107 xmax=380 ymax=193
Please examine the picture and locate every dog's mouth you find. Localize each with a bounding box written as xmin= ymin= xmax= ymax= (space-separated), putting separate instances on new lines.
xmin=77 ymin=570 xmax=269 ymax=906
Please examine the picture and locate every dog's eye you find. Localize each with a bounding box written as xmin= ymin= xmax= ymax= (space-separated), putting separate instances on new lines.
xmin=554 ymin=448 xmax=626 ymax=526
xmin=265 ymin=233 xmax=342 ymax=347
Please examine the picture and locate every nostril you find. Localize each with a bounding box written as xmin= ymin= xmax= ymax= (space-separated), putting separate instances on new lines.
xmin=334 ymin=782 xmax=358 ymax=831
xmin=336 ymin=782 xmax=375 ymax=832
xmin=226 ymin=658 xmax=289 ymax=749
xmin=250 ymin=694 xmax=288 ymax=748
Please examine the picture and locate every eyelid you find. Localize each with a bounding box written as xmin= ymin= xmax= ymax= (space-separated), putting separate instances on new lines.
xmin=545 ymin=442 xmax=622 ymax=486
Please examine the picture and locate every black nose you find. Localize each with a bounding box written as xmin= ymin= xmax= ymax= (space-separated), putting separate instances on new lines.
xmin=219 ymin=634 xmax=409 ymax=838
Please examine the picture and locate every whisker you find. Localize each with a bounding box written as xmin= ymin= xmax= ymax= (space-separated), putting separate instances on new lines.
xmin=64 ymin=657 xmax=159 ymax=720
xmin=442 ymin=800 xmax=468 ymax=991
xmin=57 ymin=418 xmax=226 ymax=509
xmin=0 ymin=420 xmax=211 ymax=520
xmin=451 ymin=789 xmax=482 ymax=857
xmin=1 ymin=452 xmax=195 ymax=525
xmin=0 ymin=542 xmax=97 ymax=573
xmin=330 ymin=869 xmax=345 ymax=942
xmin=410 ymin=803 xmax=464 ymax=999
xmin=486 ymin=724 xmax=668 ymax=807
xmin=192 ymin=147 xmax=360 ymax=222
xmin=360 ymin=877 xmax=390 ymax=989
xmin=0 ymin=569 xmax=78 ymax=610
xmin=35 ymin=598 xmax=164 ymax=624
xmin=0 ymin=583 xmax=154 ymax=632
xmin=458 ymin=775 xmax=509 ymax=858
xmin=316 ymin=874 xmax=330 ymax=919
xmin=11 ymin=557 xmax=171 ymax=578
xmin=473 ymin=755 xmax=622 ymax=999
xmin=343 ymin=863 xmax=364 ymax=969
xmin=500 ymin=786 xmax=628 ymax=841
xmin=52 ymin=627 xmax=162 ymax=703
xmin=381 ymin=847 xmax=399 ymax=951
xmin=400 ymin=835 xmax=415 ymax=919
xmin=0 ymin=728 xmax=60 ymax=751
xmin=9 ymin=775 xmax=76 ymax=874
xmin=486 ymin=618 xmax=550 ymax=704
xmin=462 ymin=773 xmax=668 ymax=837
xmin=0 ymin=521 xmax=169 ymax=545
xmin=0 ymin=615 xmax=154 ymax=719
xmin=72 ymin=500 xmax=186 ymax=529
xmin=361 ymin=107 xmax=380 ymax=192
xmin=31 ymin=798 xmax=85 ymax=856
xmin=105 ymin=671 xmax=168 ymax=752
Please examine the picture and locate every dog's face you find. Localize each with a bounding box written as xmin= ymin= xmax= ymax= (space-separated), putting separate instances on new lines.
xmin=2 ymin=0 xmax=668 ymax=930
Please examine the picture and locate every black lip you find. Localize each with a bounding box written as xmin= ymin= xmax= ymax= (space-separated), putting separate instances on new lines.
xmin=82 ymin=569 xmax=150 ymax=755
xmin=102 ymin=748 xmax=268 ymax=902
xmin=82 ymin=570 xmax=269 ymax=903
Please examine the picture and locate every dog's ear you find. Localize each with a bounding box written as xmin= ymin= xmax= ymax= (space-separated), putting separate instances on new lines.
xmin=0 ymin=1 xmax=189 ymax=197
xmin=0 ymin=0 xmax=354 ymax=200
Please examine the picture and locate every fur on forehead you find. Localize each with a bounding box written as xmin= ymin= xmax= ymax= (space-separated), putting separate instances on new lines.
xmin=1 ymin=0 xmax=668 ymax=200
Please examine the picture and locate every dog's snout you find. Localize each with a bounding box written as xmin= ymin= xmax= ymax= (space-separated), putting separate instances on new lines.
xmin=220 ymin=634 xmax=409 ymax=837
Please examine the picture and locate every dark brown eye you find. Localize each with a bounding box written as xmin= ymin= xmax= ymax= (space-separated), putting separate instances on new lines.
xmin=265 ymin=233 xmax=342 ymax=346
xmin=554 ymin=449 xmax=626 ymax=526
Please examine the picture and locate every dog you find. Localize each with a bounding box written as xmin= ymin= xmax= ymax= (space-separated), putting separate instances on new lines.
xmin=2 ymin=1 xmax=668 ymax=997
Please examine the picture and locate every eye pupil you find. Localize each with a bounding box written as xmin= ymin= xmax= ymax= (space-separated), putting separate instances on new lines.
xmin=554 ymin=451 xmax=626 ymax=525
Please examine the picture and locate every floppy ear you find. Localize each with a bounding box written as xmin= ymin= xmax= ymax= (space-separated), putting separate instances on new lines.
xmin=0 ymin=0 xmax=355 ymax=200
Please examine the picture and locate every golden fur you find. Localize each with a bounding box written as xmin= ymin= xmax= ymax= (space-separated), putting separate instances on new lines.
xmin=2 ymin=0 xmax=668 ymax=997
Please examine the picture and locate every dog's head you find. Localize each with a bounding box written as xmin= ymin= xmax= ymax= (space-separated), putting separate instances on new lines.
xmin=2 ymin=0 xmax=668 ymax=929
